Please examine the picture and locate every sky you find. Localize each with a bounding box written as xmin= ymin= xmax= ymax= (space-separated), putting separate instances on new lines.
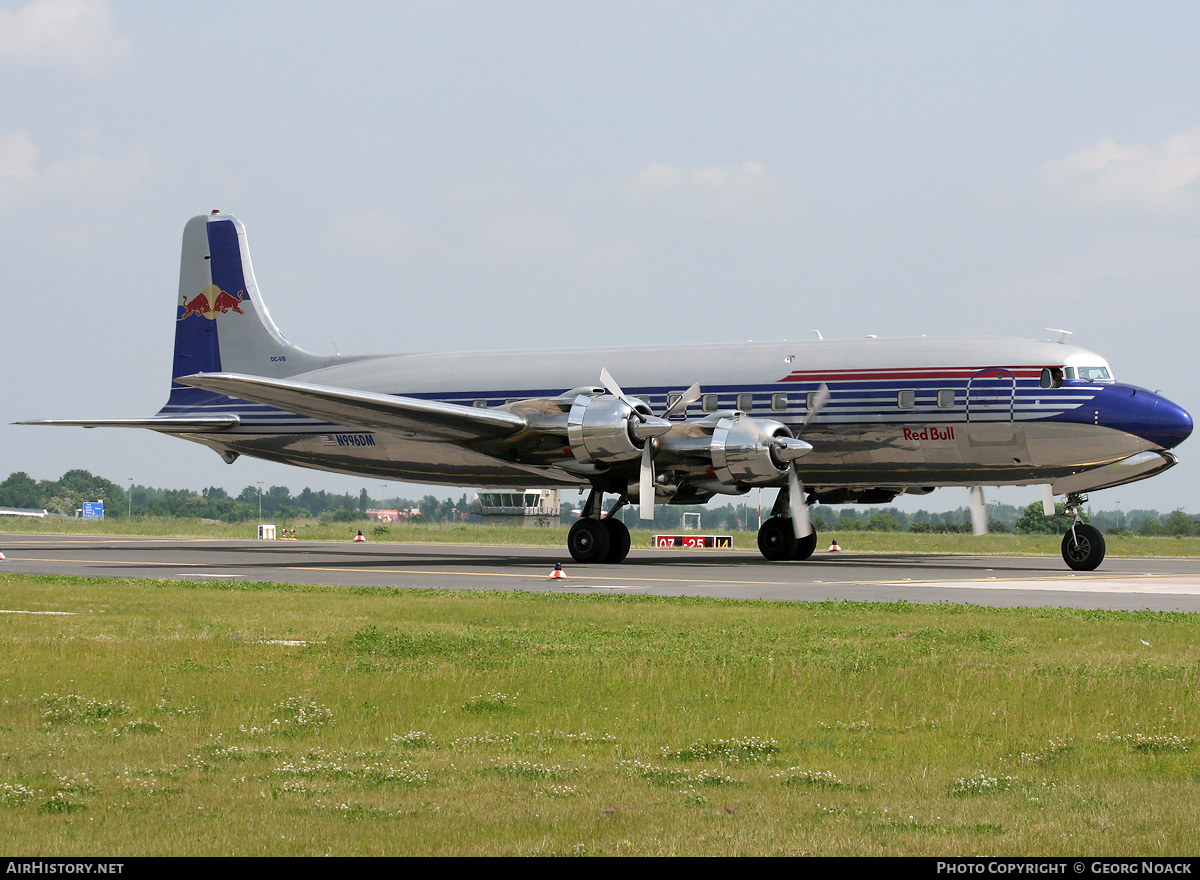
xmin=3 ymin=0 xmax=1199 ymax=515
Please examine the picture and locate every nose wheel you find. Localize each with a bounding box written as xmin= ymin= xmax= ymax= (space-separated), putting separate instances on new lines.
xmin=1060 ymin=493 xmax=1105 ymax=571
xmin=1062 ymin=522 xmax=1105 ymax=571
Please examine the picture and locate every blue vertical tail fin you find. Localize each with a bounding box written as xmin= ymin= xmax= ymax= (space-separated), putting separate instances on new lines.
xmin=164 ymin=212 xmax=327 ymax=410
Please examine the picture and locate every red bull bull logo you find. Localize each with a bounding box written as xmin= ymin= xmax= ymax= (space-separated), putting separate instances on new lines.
xmin=179 ymin=284 xmax=248 ymax=321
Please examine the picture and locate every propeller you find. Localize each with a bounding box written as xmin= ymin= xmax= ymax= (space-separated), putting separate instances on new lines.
xmin=599 ymin=368 xmax=698 ymax=520
xmin=782 ymin=383 xmax=829 ymax=538
xmin=969 ymin=485 xmax=988 ymax=536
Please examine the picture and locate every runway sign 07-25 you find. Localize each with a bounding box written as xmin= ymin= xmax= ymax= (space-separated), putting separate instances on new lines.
xmin=653 ymin=535 xmax=733 ymax=549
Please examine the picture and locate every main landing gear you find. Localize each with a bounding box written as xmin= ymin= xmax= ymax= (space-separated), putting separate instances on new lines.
xmin=756 ymin=484 xmax=817 ymax=561
xmin=566 ymin=489 xmax=631 ymax=564
xmin=1060 ymin=492 xmax=1105 ymax=572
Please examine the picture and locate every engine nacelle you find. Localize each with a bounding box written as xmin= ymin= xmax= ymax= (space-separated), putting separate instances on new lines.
xmin=566 ymin=394 xmax=652 ymax=465
xmin=710 ymin=414 xmax=796 ymax=486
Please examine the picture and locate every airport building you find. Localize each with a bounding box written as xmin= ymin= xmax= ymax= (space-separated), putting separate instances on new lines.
xmin=474 ymin=489 xmax=560 ymax=527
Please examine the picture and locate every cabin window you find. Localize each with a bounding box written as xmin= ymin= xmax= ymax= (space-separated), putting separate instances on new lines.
xmin=667 ymin=392 xmax=681 ymax=411
xmin=937 ymin=389 xmax=955 ymax=408
xmin=473 ymin=400 xmax=488 ymax=408
xmin=702 ymin=394 xmax=719 ymax=412
xmin=805 ymin=391 xmax=820 ymax=410
xmin=737 ymin=393 xmax=754 ymax=412
xmin=771 ymin=393 xmax=788 ymax=411
xmin=897 ymin=390 xmax=915 ymax=410
xmin=1064 ymin=367 xmax=1076 ymax=380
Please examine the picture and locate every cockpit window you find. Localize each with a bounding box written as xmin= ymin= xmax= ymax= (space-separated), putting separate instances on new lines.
xmin=1076 ymin=366 xmax=1111 ymax=382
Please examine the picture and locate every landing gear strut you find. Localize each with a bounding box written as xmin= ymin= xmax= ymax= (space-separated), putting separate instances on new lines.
xmin=566 ymin=489 xmax=632 ymax=564
xmin=1060 ymin=492 xmax=1105 ymax=571
xmin=756 ymin=485 xmax=818 ymax=561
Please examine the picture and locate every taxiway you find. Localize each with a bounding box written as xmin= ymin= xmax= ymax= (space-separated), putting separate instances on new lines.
xmin=3 ymin=532 xmax=1200 ymax=611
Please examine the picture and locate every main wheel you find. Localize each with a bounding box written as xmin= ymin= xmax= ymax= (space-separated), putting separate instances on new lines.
xmin=758 ymin=516 xmax=798 ymax=561
xmin=567 ymin=518 xmax=611 ymax=563
xmin=791 ymin=530 xmax=818 ymax=560
xmin=1062 ymin=523 xmax=1105 ymax=571
xmin=603 ymin=518 xmax=631 ymax=563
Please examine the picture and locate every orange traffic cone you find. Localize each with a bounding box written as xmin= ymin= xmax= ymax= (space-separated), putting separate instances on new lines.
xmin=354 ymin=530 xmax=366 ymax=542
xmin=827 ymin=539 xmax=841 ymax=552
xmin=549 ymin=562 xmax=567 ymax=580
xmin=0 ymin=551 xmax=5 ymax=560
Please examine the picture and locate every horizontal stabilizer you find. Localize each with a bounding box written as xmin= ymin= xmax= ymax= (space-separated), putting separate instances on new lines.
xmin=176 ymin=373 xmax=527 ymax=442
xmin=16 ymin=416 xmax=240 ymax=432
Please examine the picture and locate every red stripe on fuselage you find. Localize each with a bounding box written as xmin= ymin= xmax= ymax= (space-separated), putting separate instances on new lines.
xmin=779 ymin=367 xmax=1044 ymax=382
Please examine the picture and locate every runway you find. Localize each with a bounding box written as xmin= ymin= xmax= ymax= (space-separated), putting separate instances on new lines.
xmin=5 ymin=532 xmax=1200 ymax=611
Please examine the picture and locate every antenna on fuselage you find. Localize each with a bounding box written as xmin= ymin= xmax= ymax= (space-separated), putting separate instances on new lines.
xmin=1046 ymin=328 xmax=1073 ymax=345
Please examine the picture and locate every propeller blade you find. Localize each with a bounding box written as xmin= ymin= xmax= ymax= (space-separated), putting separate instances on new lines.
xmin=788 ymin=464 xmax=812 ymax=538
xmin=969 ymin=485 xmax=988 ymax=536
xmin=663 ymin=382 xmax=702 ymax=418
xmin=802 ymin=383 xmax=830 ymax=432
xmin=639 ymin=442 xmax=655 ymax=520
xmin=599 ymin=367 xmax=646 ymax=421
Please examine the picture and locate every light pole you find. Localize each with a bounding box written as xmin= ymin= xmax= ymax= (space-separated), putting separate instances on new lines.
xmin=128 ymin=477 xmax=133 ymax=520
xmin=257 ymin=481 xmax=263 ymax=520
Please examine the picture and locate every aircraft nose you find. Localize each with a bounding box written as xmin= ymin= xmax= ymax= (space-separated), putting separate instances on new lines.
xmin=1145 ymin=395 xmax=1193 ymax=450
xmin=1104 ymin=387 xmax=1193 ymax=450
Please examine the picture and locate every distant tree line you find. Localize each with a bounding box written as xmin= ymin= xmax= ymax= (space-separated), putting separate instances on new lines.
xmin=1 ymin=470 xmax=1196 ymax=535
xmin=0 ymin=470 xmax=475 ymax=524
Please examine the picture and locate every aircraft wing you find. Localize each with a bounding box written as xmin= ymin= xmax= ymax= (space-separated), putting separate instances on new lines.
xmin=176 ymin=372 xmax=527 ymax=442
xmin=16 ymin=416 xmax=240 ymax=432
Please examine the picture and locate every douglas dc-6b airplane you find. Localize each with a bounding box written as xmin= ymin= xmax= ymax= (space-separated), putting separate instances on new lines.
xmin=22 ymin=212 xmax=1194 ymax=571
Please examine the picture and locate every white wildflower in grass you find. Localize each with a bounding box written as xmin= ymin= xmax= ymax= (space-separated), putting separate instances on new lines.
xmin=1097 ymin=727 xmax=1193 ymax=753
xmin=388 ymin=730 xmax=436 ymax=749
xmin=49 ymin=771 xmax=94 ymax=793
xmin=204 ymin=744 xmax=284 ymax=761
xmin=462 ymin=692 xmax=517 ymax=713
xmin=529 ymin=729 xmax=618 ymax=745
xmin=482 ymin=759 xmax=570 ymax=781
xmin=38 ymin=692 xmax=131 ymax=725
xmin=0 ymin=782 xmax=39 ymax=806
xmin=262 ymin=697 xmax=333 ymax=736
xmin=271 ymin=750 xmax=429 ymax=787
xmin=111 ymin=719 xmax=163 ymax=737
xmin=950 ymin=772 xmax=1017 ymax=796
xmin=818 ymin=719 xmax=871 ymax=730
xmin=539 ymin=784 xmax=579 ymax=798
xmin=450 ymin=729 xmax=616 ymax=750
xmin=1007 ymin=737 xmax=1074 ymax=764
xmin=451 ymin=731 xmax=518 ymax=748
xmin=37 ymin=792 xmax=86 ymax=814
xmin=155 ymin=696 xmax=200 ymax=716
xmin=769 ymin=768 xmax=850 ymax=789
xmin=661 ymin=736 xmax=779 ymax=763
xmin=619 ymin=760 xmax=735 ymax=787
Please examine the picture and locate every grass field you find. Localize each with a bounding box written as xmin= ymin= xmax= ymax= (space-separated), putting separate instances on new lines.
xmin=1 ymin=572 xmax=1198 ymax=855
xmin=5 ymin=515 xmax=1200 ymax=558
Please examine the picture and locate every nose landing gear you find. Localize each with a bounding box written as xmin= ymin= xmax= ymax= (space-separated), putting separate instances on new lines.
xmin=1060 ymin=492 xmax=1105 ymax=571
